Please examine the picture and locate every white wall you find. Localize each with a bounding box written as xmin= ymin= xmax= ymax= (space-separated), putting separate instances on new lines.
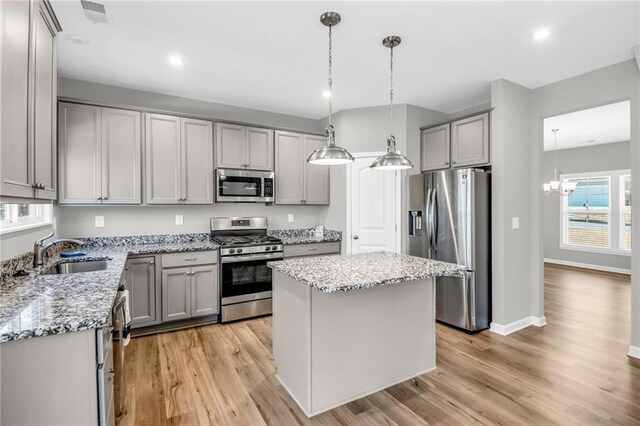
xmin=530 ymin=59 xmax=640 ymax=350
xmin=490 ymin=79 xmax=534 ymax=327
xmin=1 ymin=226 xmax=54 ymax=261
xmin=542 ymin=142 xmax=631 ymax=271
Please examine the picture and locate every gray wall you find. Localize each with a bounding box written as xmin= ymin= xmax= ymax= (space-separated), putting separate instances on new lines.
xmin=543 ymin=142 xmax=631 ymax=271
xmin=1 ymin=226 xmax=53 ymax=261
xmin=490 ymin=79 xmax=534 ymax=327
xmin=529 ymin=59 xmax=640 ymax=349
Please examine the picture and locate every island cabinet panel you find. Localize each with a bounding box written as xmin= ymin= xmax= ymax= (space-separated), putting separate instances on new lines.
xmin=273 ymin=272 xmax=435 ymax=417
xmin=420 ymin=123 xmax=450 ymax=172
xmin=162 ymin=267 xmax=191 ymax=322
xmin=124 ymin=256 xmax=158 ymax=328
xmin=450 ymin=112 xmax=490 ymax=167
xmin=275 ymin=131 xmax=330 ymax=205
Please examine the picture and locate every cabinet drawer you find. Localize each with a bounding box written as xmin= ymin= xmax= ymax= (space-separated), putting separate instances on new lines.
xmin=161 ymin=251 xmax=218 ymax=268
xmin=284 ymin=242 xmax=340 ymax=258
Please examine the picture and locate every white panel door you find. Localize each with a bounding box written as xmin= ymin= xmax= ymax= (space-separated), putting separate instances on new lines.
xmin=349 ymin=156 xmax=399 ymax=254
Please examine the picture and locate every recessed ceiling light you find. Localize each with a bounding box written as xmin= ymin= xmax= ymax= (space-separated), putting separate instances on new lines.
xmin=65 ymin=33 xmax=90 ymax=45
xmin=533 ymin=27 xmax=551 ymax=41
xmin=322 ymin=89 xmax=332 ymax=98
xmin=168 ymin=55 xmax=184 ymax=66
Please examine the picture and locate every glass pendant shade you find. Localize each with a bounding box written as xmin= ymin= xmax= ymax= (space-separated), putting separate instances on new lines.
xmin=307 ymin=11 xmax=353 ymax=166
xmin=371 ymin=35 xmax=413 ymax=171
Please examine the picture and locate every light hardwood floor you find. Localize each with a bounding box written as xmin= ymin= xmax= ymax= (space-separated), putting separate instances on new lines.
xmin=118 ymin=264 xmax=640 ymax=425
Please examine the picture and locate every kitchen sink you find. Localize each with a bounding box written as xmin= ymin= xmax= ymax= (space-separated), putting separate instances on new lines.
xmin=42 ymin=260 xmax=111 ymax=275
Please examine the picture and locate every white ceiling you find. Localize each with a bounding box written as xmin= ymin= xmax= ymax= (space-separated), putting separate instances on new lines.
xmin=543 ymin=101 xmax=631 ymax=152
xmin=51 ymin=1 xmax=640 ymax=119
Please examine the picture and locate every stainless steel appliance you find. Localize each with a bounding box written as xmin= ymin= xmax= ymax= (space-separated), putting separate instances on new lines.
xmin=210 ymin=217 xmax=283 ymax=322
xmin=216 ymin=169 xmax=274 ymax=203
xmin=408 ymin=169 xmax=491 ymax=332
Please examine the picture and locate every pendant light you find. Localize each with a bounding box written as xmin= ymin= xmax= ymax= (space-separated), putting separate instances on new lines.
xmin=370 ymin=35 xmax=413 ymax=171
xmin=543 ymin=128 xmax=577 ymax=196
xmin=307 ymin=12 xmax=354 ymax=166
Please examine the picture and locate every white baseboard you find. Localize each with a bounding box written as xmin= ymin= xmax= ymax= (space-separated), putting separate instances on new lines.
xmin=544 ymin=258 xmax=631 ymax=275
xmin=490 ymin=316 xmax=547 ymax=336
xmin=628 ymin=345 xmax=640 ymax=359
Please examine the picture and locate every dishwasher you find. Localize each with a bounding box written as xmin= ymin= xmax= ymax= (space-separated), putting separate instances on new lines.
xmin=110 ymin=288 xmax=129 ymax=423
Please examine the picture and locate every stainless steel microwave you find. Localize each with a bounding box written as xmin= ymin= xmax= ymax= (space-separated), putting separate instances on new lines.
xmin=216 ymin=169 xmax=274 ymax=203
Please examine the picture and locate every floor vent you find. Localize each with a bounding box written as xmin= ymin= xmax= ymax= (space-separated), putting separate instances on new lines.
xmin=80 ymin=0 xmax=108 ymax=24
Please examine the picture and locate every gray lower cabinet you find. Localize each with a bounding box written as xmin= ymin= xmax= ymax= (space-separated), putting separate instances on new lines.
xmin=215 ymin=123 xmax=274 ymax=171
xmin=124 ymin=256 xmax=159 ymax=328
xmin=283 ymin=242 xmax=341 ymax=258
xmin=146 ymin=113 xmax=213 ymax=204
xmin=161 ymin=254 xmax=219 ymax=322
xmin=0 ymin=0 xmax=60 ymax=200
xmin=275 ymin=131 xmax=330 ymax=205
xmin=420 ymin=111 xmax=490 ymax=172
xmin=58 ymin=103 xmax=142 ymax=204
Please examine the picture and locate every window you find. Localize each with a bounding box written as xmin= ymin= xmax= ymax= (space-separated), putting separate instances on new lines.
xmin=0 ymin=203 xmax=53 ymax=234
xmin=561 ymin=170 xmax=630 ymax=255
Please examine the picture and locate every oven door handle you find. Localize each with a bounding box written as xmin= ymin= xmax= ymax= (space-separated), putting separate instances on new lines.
xmin=221 ymin=252 xmax=284 ymax=263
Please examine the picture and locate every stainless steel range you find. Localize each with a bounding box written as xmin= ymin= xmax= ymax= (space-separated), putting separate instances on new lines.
xmin=210 ymin=217 xmax=283 ymax=322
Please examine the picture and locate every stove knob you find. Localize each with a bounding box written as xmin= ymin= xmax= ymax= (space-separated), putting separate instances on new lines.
xmin=265 ymin=246 xmax=271 ymax=251
xmin=237 ymin=248 xmax=243 ymax=253
xmin=229 ymin=249 xmax=235 ymax=254
xmin=272 ymin=246 xmax=278 ymax=250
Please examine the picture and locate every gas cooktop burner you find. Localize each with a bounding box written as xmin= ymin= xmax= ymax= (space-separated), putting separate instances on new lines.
xmin=210 ymin=234 xmax=282 ymax=247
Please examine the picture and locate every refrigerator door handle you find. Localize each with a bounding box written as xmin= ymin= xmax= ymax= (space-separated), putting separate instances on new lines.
xmin=430 ymin=189 xmax=438 ymax=250
xmin=425 ymin=188 xmax=432 ymax=249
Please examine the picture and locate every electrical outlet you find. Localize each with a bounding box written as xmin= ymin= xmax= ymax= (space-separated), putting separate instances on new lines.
xmin=512 ymin=217 xmax=520 ymax=230
xmin=288 ymin=213 xmax=294 ymax=223
xmin=95 ymin=216 xmax=105 ymax=228
xmin=175 ymin=215 xmax=183 ymax=226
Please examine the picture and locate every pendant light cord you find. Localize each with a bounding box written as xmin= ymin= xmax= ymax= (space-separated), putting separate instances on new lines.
xmin=553 ymin=128 xmax=559 ymax=180
xmin=389 ymin=44 xmax=394 ymax=139
xmin=328 ymin=23 xmax=333 ymax=127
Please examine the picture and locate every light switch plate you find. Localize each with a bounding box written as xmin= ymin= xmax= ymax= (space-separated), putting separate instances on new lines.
xmin=175 ymin=215 xmax=183 ymax=226
xmin=95 ymin=216 xmax=105 ymax=228
xmin=288 ymin=213 xmax=294 ymax=223
xmin=512 ymin=217 xmax=520 ymax=230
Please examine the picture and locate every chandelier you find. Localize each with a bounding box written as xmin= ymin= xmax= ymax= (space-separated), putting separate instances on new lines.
xmin=543 ymin=128 xmax=576 ymax=196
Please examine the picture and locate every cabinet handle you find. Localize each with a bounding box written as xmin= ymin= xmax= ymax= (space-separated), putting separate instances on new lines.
xmin=452 ymin=161 xmax=456 ymax=165
xmin=102 ymin=196 xmax=108 ymax=200
xmin=97 ymin=196 xmax=103 ymax=200
xmin=308 ymin=247 xmax=318 ymax=251
xmin=39 ymin=183 xmax=45 ymax=190
xmin=184 ymin=257 xmax=197 ymax=261
xmin=125 ymin=266 xmax=130 ymax=271
xmin=149 ymin=260 xmax=154 ymax=265
xmin=444 ymin=162 xmax=449 ymax=166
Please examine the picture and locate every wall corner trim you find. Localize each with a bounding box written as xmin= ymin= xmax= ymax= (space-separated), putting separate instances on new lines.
xmin=628 ymin=345 xmax=640 ymax=359
xmin=544 ymin=258 xmax=631 ymax=275
xmin=489 ymin=316 xmax=546 ymax=336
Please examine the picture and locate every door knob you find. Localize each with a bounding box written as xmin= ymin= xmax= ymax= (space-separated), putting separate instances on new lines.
xmin=353 ymin=235 xmax=359 ymax=240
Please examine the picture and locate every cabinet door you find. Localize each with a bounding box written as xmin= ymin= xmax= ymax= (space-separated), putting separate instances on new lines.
xmin=190 ymin=265 xmax=218 ymax=317
xmin=145 ymin=113 xmax=181 ymax=204
xmin=450 ymin=112 xmax=490 ymax=167
xmin=421 ymin=124 xmax=450 ymax=172
xmin=102 ymin=108 xmax=141 ymax=204
xmin=124 ymin=257 xmax=158 ymax=328
xmin=0 ymin=0 xmax=33 ymax=198
xmin=215 ymin=123 xmax=245 ymax=169
xmin=58 ymin=103 xmax=102 ymax=204
xmin=275 ymin=131 xmax=304 ymax=204
xmin=181 ymin=118 xmax=213 ymax=204
xmin=31 ymin=1 xmax=57 ymax=200
xmin=303 ymin=135 xmax=330 ymax=205
xmin=162 ymin=267 xmax=191 ymax=322
xmin=246 ymin=127 xmax=274 ymax=171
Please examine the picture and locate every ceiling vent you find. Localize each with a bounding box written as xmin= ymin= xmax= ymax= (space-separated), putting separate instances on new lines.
xmin=80 ymin=0 xmax=109 ymax=24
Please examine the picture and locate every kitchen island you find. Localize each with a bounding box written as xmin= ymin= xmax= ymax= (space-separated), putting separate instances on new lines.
xmin=268 ymin=251 xmax=464 ymax=417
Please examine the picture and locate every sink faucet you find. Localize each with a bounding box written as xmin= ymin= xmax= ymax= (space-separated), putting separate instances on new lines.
xmin=33 ymin=232 xmax=85 ymax=267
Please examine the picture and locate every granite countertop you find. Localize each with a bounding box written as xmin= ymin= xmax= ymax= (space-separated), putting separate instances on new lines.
xmin=268 ymin=251 xmax=466 ymax=293
xmin=267 ymin=228 xmax=342 ymax=245
xmin=0 ymin=238 xmax=219 ymax=343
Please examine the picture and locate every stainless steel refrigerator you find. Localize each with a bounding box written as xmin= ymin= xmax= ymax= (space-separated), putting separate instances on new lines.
xmin=408 ymin=169 xmax=491 ymax=332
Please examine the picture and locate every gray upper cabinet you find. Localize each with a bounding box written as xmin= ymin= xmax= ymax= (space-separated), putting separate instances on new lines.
xmin=420 ymin=124 xmax=450 ymax=172
xmin=145 ymin=113 xmax=182 ymax=204
xmin=146 ymin=114 xmax=213 ymax=204
xmin=181 ymin=118 xmax=214 ymax=204
xmin=124 ymin=256 xmax=159 ymax=328
xmin=1 ymin=0 xmax=60 ymax=200
xmin=421 ymin=111 xmax=491 ymax=172
xmin=215 ymin=123 xmax=274 ymax=171
xmin=58 ymin=103 xmax=141 ymax=204
xmin=450 ymin=112 xmax=490 ymax=167
xmin=304 ymin=135 xmax=330 ymax=205
xmin=275 ymin=131 xmax=330 ymax=205
xmin=275 ymin=131 xmax=304 ymax=204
